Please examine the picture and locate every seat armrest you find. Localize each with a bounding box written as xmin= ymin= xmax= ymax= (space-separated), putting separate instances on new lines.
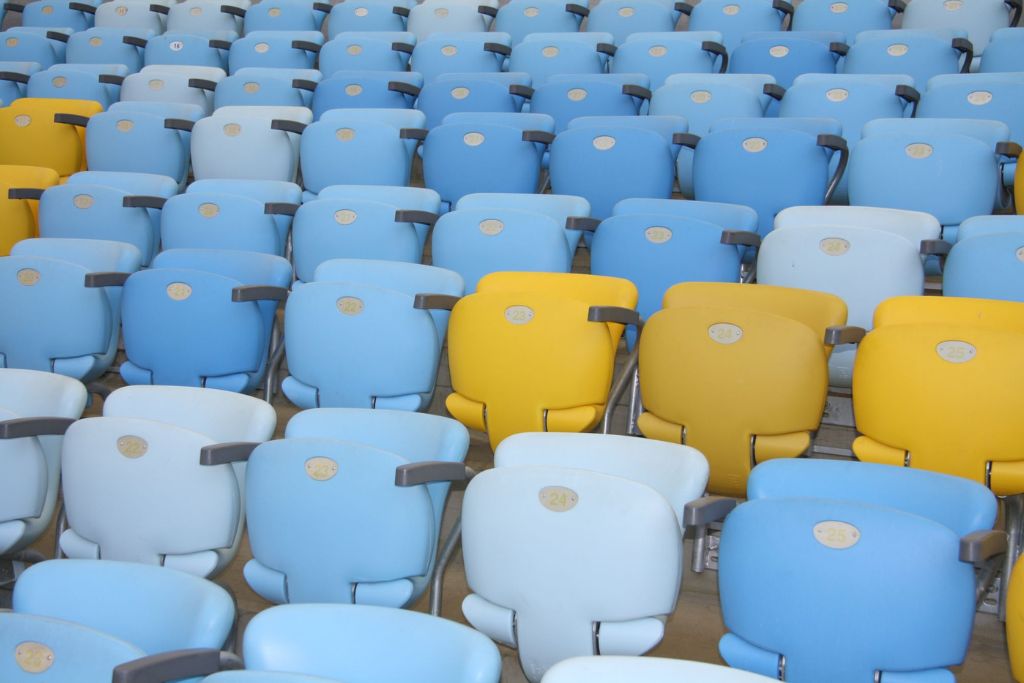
xmin=588 ymin=305 xmax=640 ymax=327
xmin=395 ymin=461 xmax=474 ymax=486
xmin=84 ymin=272 xmax=130 ymax=288
xmin=960 ymin=529 xmax=1007 ymax=567
xmin=199 ymin=442 xmax=260 ymax=466
xmin=0 ymin=417 xmax=76 ymax=439
xmin=231 ymin=285 xmax=289 ymax=302
xmin=824 ymin=325 xmax=865 ymax=345
xmin=112 ymin=649 xmax=242 ymax=683
xmin=684 ymin=496 xmax=737 ymax=526
xmin=414 ymin=293 xmax=461 ymax=311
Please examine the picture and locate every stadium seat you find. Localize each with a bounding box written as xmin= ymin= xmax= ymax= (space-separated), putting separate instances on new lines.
xmin=678 ymin=0 xmax=794 ymax=52
xmin=144 ymin=33 xmax=229 ymax=70
xmin=981 ymin=26 xmax=1024 ymax=72
xmin=494 ymin=0 xmax=588 ymax=45
xmin=161 ymin=192 xmax=292 ymax=256
xmin=6 ymin=0 xmax=97 ymax=33
xmin=585 ymin=0 xmax=684 ymax=45
xmin=790 ymin=0 xmax=899 ymax=36
xmin=542 ymin=656 xmax=778 ymax=682
xmin=227 ymin=31 xmax=323 ymax=73
xmin=0 ymin=29 xmax=67 ymax=69
xmin=842 ymin=29 xmax=974 ymax=86
xmin=0 ymin=98 xmax=102 ymax=179
xmin=318 ymin=31 xmax=415 ymax=75
xmin=243 ymin=0 xmax=329 ymax=33
xmin=529 ymin=73 xmax=652 ymax=133
xmin=326 ymin=0 xmax=412 ymax=36
xmin=610 ymin=31 xmax=728 ymax=89
xmin=415 ymin=72 xmax=531 ymax=129
xmin=406 ymin=0 xmax=494 ymax=38
xmin=191 ymin=105 xmax=312 ymax=181
xmin=0 ymin=165 xmax=59 ymax=256
xmin=729 ymin=31 xmax=846 ymax=90
xmin=311 ymin=70 xmax=421 ymax=114
xmin=95 ymin=0 xmax=166 ymax=35
xmin=410 ymin=32 xmax=511 ymax=83
xmin=507 ymin=32 xmax=615 ymax=87
xmin=455 ymin=191 xmax=594 ymax=258
xmin=120 ymin=65 xmax=226 ymax=115
xmin=901 ymin=0 xmax=1019 ymax=56
xmin=65 ymin=27 xmax=148 ymax=72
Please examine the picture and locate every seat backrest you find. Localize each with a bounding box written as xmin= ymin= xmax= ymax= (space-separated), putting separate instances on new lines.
xmin=944 ymin=231 xmax=1024 ymax=301
xmin=240 ymin=604 xmax=501 ymax=683
xmin=13 ymin=559 xmax=235 ymax=653
xmin=167 ymin=0 xmax=241 ymax=37
xmin=86 ymin=109 xmax=192 ymax=185
xmin=919 ymin=73 xmax=1024 ymax=144
xmin=584 ymin=0 xmax=680 ymax=46
xmin=778 ymin=73 xmax=914 ymax=143
xmin=901 ymin=0 xmax=1010 ymax=54
xmin=144 ymin=32 xmax=227 ymax=69
xmin=791 ymin=0 xmax=894 ymax=35
xmin=611 ymin=32 xmax=723 ymax=88
xmin=542 ymin=656 xmax=778 ymax=682
xmin=718 ymin=496 xmax=977 ymax=682
xmin=311 ymin=70 xmax=422 ymax=114
xmin=318 ymin=31 xmax=415 ymax=76
xmin=300 ymin=119 xmax=418 ymax=193
xmin=410 ymin=32 xmax=510 ymax=81
xmin=0 ymin=98 xmax=100 ymax=176
xmin=462 ymin=464 xmax=683 ymax=681
xmin=495 ymin=0 xmax=584 ymax=44
xmin=531 ymin=75 xmax=649 ymax=133
xmin=980 ymin=25 xmax=1024 ymax=72
xmin=214 ymin=72 xmax=307 ymax=109
xmin=245 ymin=0 xmax=325 ymax=33
xmin=685 ymin=0 xmax=791 ymax=51
xmin=842 ymin=28 xmax=969 ymax=85
xmin=228 ymin=31 xmax=323 ymax=73
xmin=730 ymin=32 xmax=844 ymax=89
xmin=161 ymin=192 xmax=283 ymax=255
xmin=508 ymin=33 xmax=610 ymax=87
xmin=192 ymin=111 xmax=301 ymax=181
xmin=327 ymin=0 xmax=409 ymax=37
xmin=96 ymin=0 xmax=165 ymax=33
xmin=773 ymin=204 xmax=941 ymax=245
xmin=65 ymin=27 xmax=146 ymax=71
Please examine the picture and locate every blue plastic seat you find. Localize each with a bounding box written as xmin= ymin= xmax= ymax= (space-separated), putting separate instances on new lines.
xmin=144 ymin=33 xmax=229 ymax=70
xmin=686 ymin=117 xmax=847 ymax=237
xmin=902 ymin=0 xmax=1019 ymax=56
xmin=456 ymin=191 xmax=593 ymax=257
xmin=0 ymin=62 xmax=41 ymax=107
xmin=6 ymin=0 xmax=97 ymax=32
xmin=26 ymin=63 xmax=128 ymax=108
xmin=113 ymin=604 xmax=502 ymax=683
xmin=0 ymin=30 xmax=66 ymax=69
xmin=494 ymin=0 xmax=587 ymax=44
xmin=318 ymin=32 xmax=416 ymax=75
xmin=432 ymin=207 xmax=572 ymax=292
xmin=120 ymin=65 xmax=227 ymax=115
xmin=0 ymin=369 xmax=85 ymax=560
xmin=187 ymin=178 xmax=303 ymax=241
xmin=508 ymin=32 xmax=615 ymax=87
xmin=406 ymin=0 xmax=494 ymax=39
xmin=192 ymin=105 xmax=312 ymax=181
xmin=790 ymin=0 xmax=899 ymax=37
xmin=610 ymin=32 xmax=727 ymax=89
xmin=95 ymin=0 xmax=166 ymax=35
xmin=585 ymin=0 xmax=684 ymax=45
xmin=416 ymin=72 xmax=531 ymax=129
xmin=326 ymin=0 xmax=412 ymax=36
xmin=315 ymin=183 xmax=440 ymax=246
xmin=530 ymin=73 xmax=652 ymax=133
xmin=981 ymin=26 xmax=1024 ymax=72
xmin=678 ymin=0 xmax=794 ymax=52
xmin=422 ymin=112 xmax=555 ymax=211
xmin=543 ymin=657 xmax=778 ymax=682
xmin=243 ymin=0 xmax=329 ymax=32
xmin=410 ymin=32 xmax=511 ymax=83
xmin=943 ymin=227 xmax=1024 ymax=302
xmin=729 ymin=31 xmax=846 ymax=90
xmin=120 ymin=248 xmax=291 ymax=392
xmin=166 ymin=0 xmax=243 ymax=39
xmin=850 ymin=118 xmax=1015 ymax=241
xmin=311 ymin=70 xmax=421 ymax=115
xmin=63 ymin=169 xmax=179 ymax=250
xmin=281 ymin=270 xmax=459 ymax=409
xmin=214 ymin=70 xmax=310 ymax=108
xmin=65 ymin=27 xmax=149 ymax=72
xmin=842 ymin=29 xmax=973 ymax=86
xmin=717 ymin=458 xmax=1001 ymax=682
xmin=242 ymin=408 xmax=469 ymax=604
xmin=161 ymin=192 xmax=292 ymax=256
xmin=13 ymin=559 xmax=235 ymax=655
xmin=59 ymin=384 xmax=277 ymax=576
xmin=299 ymin=108 xmax=425 ymax=192
xmin=227 ymin=31 xmax=323 ymax=73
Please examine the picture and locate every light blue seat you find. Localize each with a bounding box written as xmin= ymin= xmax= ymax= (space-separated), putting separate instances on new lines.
xmin=431 ymin=207 xmax=571 ymax=292
xmin=13 ymin=559 xmax=235 ymax=655
xmin=327 ymin=0 xmax=412 ymax=36
xmin=315 ymin=183 xmax=440 ymax=247
xmin=542 ymin=656 xmax=777 ymax=682
xmin=0 ymin=612 xmax=144 ymax=682
xmin=242 ymin=408 xmax=469 ymax=605
xmin=120 ymin=65 xmax=227 ymax=115
xmin=678 ymin=0 xmax=795 ymax=52
xmin=790 ymin=0 xmax=899 ymax=37
xmin=291 ymin=198 xmax=424 ymax=280
xmin=37 ymin=182 xmax=164 ymax=265
xmin=610 ymin=32 xmax=727 ymax=89
xmin=529 ymin=73 xmax=651 ymax=133
xmin=166 ymin=0 xmax=243 ymax=39
xmin=227 ymin=31 xmax=323 ymax=73
xmin=214 ymin=71 xmax=309 ymax=108
xmin=95 ymin=0 xmax=166 ymax=35
xmin=318 ymin=32 xmax=416 ymax=75
xmin=901 ymin=0 xmax=1018 ymax=56
xmin=281 ymin=273 xmax=457 ymax=409
xmin=7 ymin=0 xmax=97 ymax=33
xmin=0 ymin=369 xmax=85 ymax=559
xmin=422 ymin=112 xmax=555 ymax=211
xmin=406 ymin=0 xmax=493 ymax=39
xmin=235 ymin=67 xmax=321 ymax=108
xmin=144 ymin=33 xmax=230 ymax=70
xmin=416 ymin=72 xmax=531 ymax=129
xmin=717 ymin=457 xmax=1000 ymax=682
xmin=729 ymin=31 xmax=846 ymax=90
xmin=65 ymin=27 xmax=149 ymax=72
xmin=64 ymin=169 xmax=179 ymax=247
xmin=850 ymin=118 xmax=1014 ymax=242
xmin=778 ymin=73 xmax=917 ymax=203
xmin=943 ymin=228 xmax=1024 ymax=301
xmin=757 ymin=212 xmax=926 ymax=387
xmin=958 ymin=213 xmax=1024 ymax=240
xmin=508 ymin=32 xmax=615 ymax=88
xmin=494 ymin=0 xmax=587 ymax=45
xmin=299 ymin=108 xmax=426 ymax=192
xmin=26 ymin=63 xmax=128 ymax=108
xmin=243 ymin=0 xmax=329 ymax=33
xmin=8 ymin=238 xmax=141 ymax=385
xmin=686 ymin=117 xmax=847 ymax=237
xmin=842 ymin=29 xmax=973 ymax=86
xmin=410 ymin=32 xmax=511 ymax=83
xmin=311 ymin=71 xmax=422 ymax=115
xmin=462 ymin=432 xmax=709 ymax=683
xmin=186 ymin=178 xmax=302 ymax=244
xmin=0 ymin=30 xmax=65 ymax=69
xmin=114 ymin=604 xmax=502 ymax=683
xmin=120 ymin=249 xmax=291 ymax=392
xmin=191 ymin=105 xmax=312 ymax=181
xmin=86 ymin=103 xmax=201 ymax=187
xmin=0 ymin=62 xmax=41 ymax=107
xmin=585 ymin=0 xmax=683 ymax=45
xmin=455 ymin=191 xmax=593 ymax=257
xmin=59 ymin=384 xmax=277 ymax=577
xmin=161 ymin=192 xmax=291 ymax=256
xmin=981 ymin=26 xmax=1024 ymax=72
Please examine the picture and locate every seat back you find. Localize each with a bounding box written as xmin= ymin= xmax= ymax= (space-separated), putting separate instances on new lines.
xmin=161 ymin=192 xmax=283 ymax=255
xmin=585 ymin=0 xmax=680 ymax=45
xmin=542 ymin=656 xmax=779 ymax=682
xmin=145 ymin=32 xmax=227 ymax=69
xmin=0 ymin=164 xmax=59 ymax=256
xmin=318 ymin=32 xmax=415 ymax=75
xmin=919 ymin=73 xmax=1024 ymax=146
xmin=86 ymin=109 xmax=194 ymax=185
xmin=327 ymin=0 xmax=410 ymax=36
xmin=842 ymin=28 xmax=970 ymax=85
xmin=0 ymin=98 xmax=101 ymax=176
xmin=311 ymin=70 xmax=422 ymax=115
xmin=790 ymin=0 xmax=895 ymax=34
xmin=902 ymin=0 xmax=1011 ymax=55
xmin=980 ymin=26 xmax=1024 ymax=72
xmin=410 ymin=33 xmax=510 ymax=82
xmin=507 ymin=33 xmax=611 ymax=87
xmin=944 ymin=231 xmax=1024 ymax=302
xmin=494 ymin=0 xmax=584 ymax=44
xmin=685 ymin=0 xmax=792 ymax=51
xmin=66 ymin=27 xmax=146 ymax=71
xmin=610 ymin=33 xmax=723 ymax=89
xmin=228 ymin=31 xmax=323 ymax=73
xmin=730 ymin=32 xmax=843 ymax=89
xmin=300 ymin=116 xmax=420 ymax=192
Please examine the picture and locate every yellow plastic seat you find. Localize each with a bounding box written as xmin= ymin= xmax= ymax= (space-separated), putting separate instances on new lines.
xmin=445 ymin=273 xmax=637 ymax=450
xmin=874 ymin=295 xmax=1024 ymax=334
xmin=0 ymin=99 xmax=102 ymax=179
xmin=1008 ymin=555 xmax=1024 ymax=681
xmin=0 ymin=165 xmax=59 ymax=255
xmin=852 ymin=316 xmax=1024 ymax=496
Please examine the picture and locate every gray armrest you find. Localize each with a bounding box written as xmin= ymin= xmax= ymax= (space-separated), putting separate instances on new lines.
xmin=112 ymin=649 xmax=242 ymax=683
xmin=231 ymin=285 xmax=288 ymax=302
xmin=199 ymin=442 xmax=259 ymax=466
xmin=721 ymin=230 xmax=761 ymax=247
xmin=0 ymin=71 xmax=30 ymax=84
xmin=684 ymin=496 xmax=737 ymax=526
xmin=164 ymin=118 xmax=195 ymax=132
xmin=395 ymin=461 xmax=474 ymax=486
xmin=392 ymin=41 xmax=415 ymax=54
xmin=997 ymin=141 xmax=1022 ymax=159
xmin=122 ymin=35 xmax=148 ymax=48
xmin=829 ymin=41 xmax=849 ymax=56
xmin=622 ymin=84 xmax=652 ymax=100
xmin=478 ymin=4 xmax=498 ymax=16
xmin=484 ymin=42 xmax=511 ymax=56
xmin=46 ymin=30 xmax=70 ymax=42
xmin=413 ymin=293 xmax=460 ymax=311
xmin=293 ymin=78 xmax=318 ymax=91
xmin=399 ymin=127 xmax=428 ymax=140
xmin=824 ymin=325 xmax=866 ymax=345
xmin=772 ymin=0 xmax=794 ymax=16
xmin=676 ymin=2 xmax=693 ymax=14
xmin=818 ymin=133 xmax=849 ymax=204
xmin=952 ymin=37 xmax=974 ymax=73
xmin=565 ymin=216 xmax=600 ymax=232
xmin=8 ymin=188 xmax=44 ymax=200
xmin=313 ymin=1 xmax=332 ymax=11
xmin=150 ymin=3 xmax=170 ymax=13
xmin=84 ymin=272 xmax=130 ymax=288
xmin=566 ymin=2 xmax=589 ymax=15
xmin=960 ymin=530 xmax=1007 ymax=567
xmin=763 ymin=83 xmax=786 ymax=101
xmin=388 ymin=80 xmax=421 ymax=96
xmin=220 ymin=3 xmax=246 ymax=16
xmin=99 ymin=74 xmax=125 ymax=85
xmin=895 ymin=84 xmax=920 ymax=116
xmin=264 ymin=202 xmax=299 ymax=216
xmin=596 ymin=42 xmax=616 ymax=56
xmin=292 ymin=40 xmax=322 ymax=53
xmin=675 ymin=132 xmax=700 ymax=149
xmin=2 ymin=3 xmax=22 ymax=12
xmin=395 ymin=209 xmax=438 ymax=226
xmin=920 ymin=239 xmax=952 ymax=256
xmin=509 ymin=83 xmax=534 ymax=99
xmin=209 ymin=38 xmax=231 ymax=50
xmin=271 ymin=119 xmax=307 ymax=134
xmin=123 ymin=195 xmax=167 ymax=209
xmin=588 ymin=305 xmax=640 ymax=326
xmin=53 ymin=113 xmax=89 ymax=127
xmin=187 ymin=78 xmax=217 ymax=91
xmin=0 ymin=417 xmax=76 ymax=439
xmin=393 ymin=4 xmax=410 ymax=15
xmin=523 ymin=130 xmax=555 ymax=144
xmin=889 ymin=0 xmax=906 ymax=11
xmin=702 ymin=40 xmax=728 ymax=73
